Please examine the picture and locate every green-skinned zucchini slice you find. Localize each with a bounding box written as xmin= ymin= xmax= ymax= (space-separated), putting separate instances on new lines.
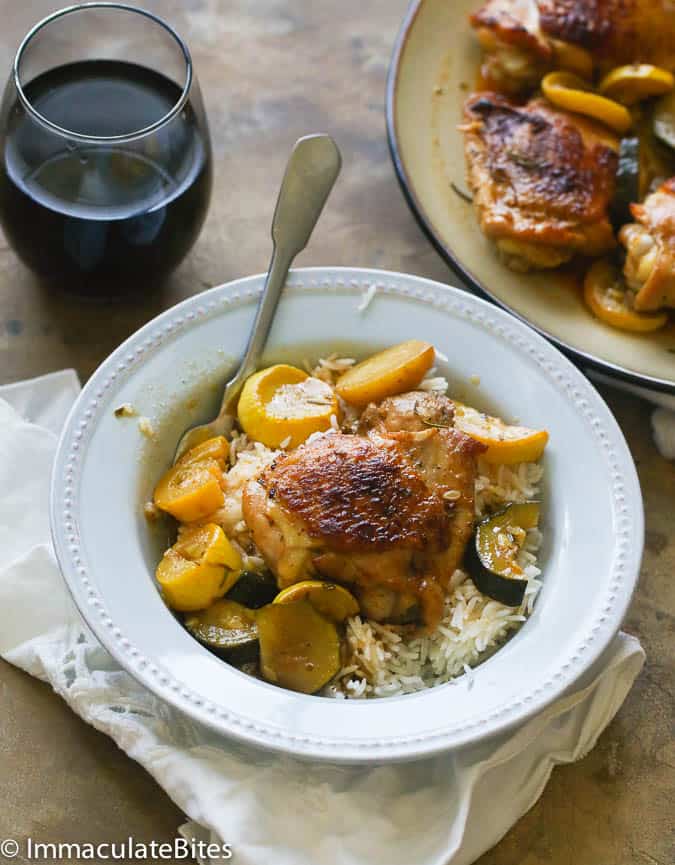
xmin=467 ymin=501 xmax=540 ymax=607
xmin=225 ymin=569 xmax=278 ymax=608
xmin=610 ymin=137 xmax=640 ymax=230
xmin=184 ymin=599 xmax=259 ymax=664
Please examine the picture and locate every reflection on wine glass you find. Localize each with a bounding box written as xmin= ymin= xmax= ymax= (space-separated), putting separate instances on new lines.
xmin=0 ymin=3 xmax=213 ymax=298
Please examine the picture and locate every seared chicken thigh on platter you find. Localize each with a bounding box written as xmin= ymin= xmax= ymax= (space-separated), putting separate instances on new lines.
xmin=620 ymin=177 xmax=675 ymax=311
xmin=471 ymin=0 xmax=675 ymax=93
xmin=462 ymin=92 xmax=619 ymax=271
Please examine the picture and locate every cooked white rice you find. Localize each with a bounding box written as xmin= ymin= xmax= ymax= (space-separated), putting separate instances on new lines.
xmin=215 ymin=356 xmax=545 ymax=699
xmin=325 ymin=462 xmax=542 ymax=699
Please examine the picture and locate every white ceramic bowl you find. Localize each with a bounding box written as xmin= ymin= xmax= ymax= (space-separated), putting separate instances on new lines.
xmin=51 ymin=267 xmax=643 ymax=763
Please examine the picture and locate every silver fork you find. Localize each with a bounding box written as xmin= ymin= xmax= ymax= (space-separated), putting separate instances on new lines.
xmin=173 ymin=133 xmax=342 ymax=462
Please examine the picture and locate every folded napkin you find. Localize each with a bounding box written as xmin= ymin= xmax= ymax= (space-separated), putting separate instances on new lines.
xmin=0 ymin=371 xmax=645 ymax=865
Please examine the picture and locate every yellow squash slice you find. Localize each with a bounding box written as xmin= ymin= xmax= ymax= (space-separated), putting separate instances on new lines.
xmin=273 ymin=580 xmax=359 ymax=623
xmin=237 ymin=364 xmax=338 ymax=449
xmin=551 ymin=40 xmax=593 ymax=79
xmin=156 ymin=523 xmax=242 ymax=611
xmin=153 ymin=459 xmax=224 ymax=522
xmin=335 ymin=340 xmax=435 ymax=406
xmin=453 ymin=402 xmax=548 ymax=464
xmin=583 ymin=259 xmax=667 ymax=333
xmin=177 ymin=435 xmax=229 ymax=468
xmin=599 ymin=64 xmax=674 ymax=106
xmin=542 ymin=71 xmax=631 ymax=134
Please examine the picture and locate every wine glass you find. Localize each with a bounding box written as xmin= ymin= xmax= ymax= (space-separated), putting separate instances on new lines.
xmin=0 ymin=3 xmax=213 ymax=298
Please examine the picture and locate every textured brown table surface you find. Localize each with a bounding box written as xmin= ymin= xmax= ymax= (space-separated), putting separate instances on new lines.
xmin=0 ymin=2 xmax=673 ymax=864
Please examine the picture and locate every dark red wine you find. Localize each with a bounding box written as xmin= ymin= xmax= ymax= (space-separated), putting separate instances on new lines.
xmin=0 ymin=60 xmax=212 ymax=296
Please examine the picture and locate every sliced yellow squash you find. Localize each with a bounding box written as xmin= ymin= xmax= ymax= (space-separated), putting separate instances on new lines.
xmin=237 ymin=364 xmax=338 ymax=449
xmin=335 ymin=340 xmax=435 ymax=406
xmin=274 ymin=580 xmax=359 ymax=623
xmin=551 ymin=40 xmax=593 ymax=79
xmin=453 ymin=402 xmax=548 ymax=464
xmin=542 ymin=71 xmax=632 ymax=134
xmin=599 ymin=64 xmax=674 ymax=106
xmin=156 ymin=523 xmax=241 ymax=611
xmin=153 ymin=459 xmax=224 ymax=522
xmin=583 ymin=259 xmax=667 ymax=333
xmin=177 ymin=435 xmax=229 ymax=469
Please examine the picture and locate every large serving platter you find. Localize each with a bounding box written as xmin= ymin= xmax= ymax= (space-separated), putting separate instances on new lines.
xmin=386 ymin=0 xmax=675 ymax=393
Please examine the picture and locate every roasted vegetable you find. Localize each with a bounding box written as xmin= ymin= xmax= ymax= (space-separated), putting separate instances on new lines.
xmin=335 ymin=340 xmax=435 ymax=407
xmin=156 ymin=523 xmax=241 ymax=611
xmin=583 ymin=259 xmax=668 ymax=332
xmin=452 ymin=402 xmax=548 ymax=464
xmin=599 ymin=64 xmax=674 ymax=107
xmin=541 ymin=71 xmax=631 ymax=134
xmin=184 ymin=599 xmax=259 ymax=664
xmin=153 ymin=459 xmax=224 ymax=522
xmin=551 ymin=40 xmax=592 ymax=80
xmin=177 ymin=435 xmax=229 ymax=468
xmin=610 ymin=138 xmax=640 ymax=229
xmin=467 ymin=502 xmax=540 ymax=606
xmin=237 ymin=364 xmax=338 ymax=449
xmin=226 ymin=569 xmax=279 ymax=608
xmin=653 ymin=90 xmax=675 ymax=151
xmin=257 ymin=600 xmax=341 ymax=694
xmin=273 ymin=580 xmax=359 ymax=623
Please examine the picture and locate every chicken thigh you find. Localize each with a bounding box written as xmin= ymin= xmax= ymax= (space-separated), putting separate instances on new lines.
xmin=242 ymin=392 xmax=485 ymax=629
xmin=462 ymin=93 xmax=618 ymax=271
xmin=471 ymin=0 xmax=675 ymax=93
xmin=620 ymin=178 xmax=675 ymax=311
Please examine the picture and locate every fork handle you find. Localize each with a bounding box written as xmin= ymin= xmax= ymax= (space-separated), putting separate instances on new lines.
xmin=225 ymin=246 xmax=292 ymax=398
xmin=219 ymin=134 xmax=342 ymax=413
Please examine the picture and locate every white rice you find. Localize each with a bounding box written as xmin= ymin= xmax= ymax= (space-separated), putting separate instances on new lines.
xmin=325 ymin=467 xmax=543 ymax=699
xmin=419 ymin=375 xmax=449 ymax=394
xmin=215 ymin=357 xmax=545 ymax=699
xmin=207 ymin=433 xmax=279 ymax=556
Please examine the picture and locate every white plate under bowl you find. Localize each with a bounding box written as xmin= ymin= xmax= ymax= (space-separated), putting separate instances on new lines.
xmin=51 ymin=267 xmax=643 ymax=763
xmin=386 ymin=0 xmax=675 ymax=393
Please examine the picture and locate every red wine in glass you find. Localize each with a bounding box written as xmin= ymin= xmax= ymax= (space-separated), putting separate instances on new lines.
xmin=0 ymin=5 xmax=213 ymax=298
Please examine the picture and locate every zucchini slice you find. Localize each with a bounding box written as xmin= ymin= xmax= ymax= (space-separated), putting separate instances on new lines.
xmin=257 ymin=600 xmax=341 ymax=694
xmin=466 ymin=502 xmax=540 ymax=607
xmin=184 ymin=599 xmax=259 ymax=664
xmin=225 ymin=569 xmax=278 ymax=608
xmin=273 ymin=580 xmax=359 ymax=623
xmin=610 ymin=138 xmax=640 ymax=229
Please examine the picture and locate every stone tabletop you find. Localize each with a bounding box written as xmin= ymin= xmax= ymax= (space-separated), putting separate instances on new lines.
xmin=0 ymin=2 xmax=673 ymax=863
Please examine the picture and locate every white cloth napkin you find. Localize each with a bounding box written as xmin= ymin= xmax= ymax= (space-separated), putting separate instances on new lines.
xmin=0 ymin=371 xmax=646 ymax=865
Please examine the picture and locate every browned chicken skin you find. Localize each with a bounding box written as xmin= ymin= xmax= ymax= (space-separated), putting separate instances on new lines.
xmin=471 ymin=0 xmax=675 ymax=93
xmin=620 ymin=177 xmax=675 ymax=311
xmin=242 ymin=392 xmax=485 ymax=630
xmin=462 ymin=93 xmax=618 ymax=270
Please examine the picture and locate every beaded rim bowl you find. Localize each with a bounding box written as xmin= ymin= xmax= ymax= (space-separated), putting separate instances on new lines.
xmin=50 ymin=268 xmax=643 ymax=763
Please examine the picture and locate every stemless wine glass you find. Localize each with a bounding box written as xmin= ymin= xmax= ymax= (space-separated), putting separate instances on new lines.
xmin=0 ymin=3 xmax=213 ymax=298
